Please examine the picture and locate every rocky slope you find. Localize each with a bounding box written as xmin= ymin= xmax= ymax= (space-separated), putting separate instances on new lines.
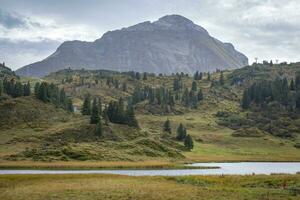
xmin=17 ymin=15 xmax=248 ymax=77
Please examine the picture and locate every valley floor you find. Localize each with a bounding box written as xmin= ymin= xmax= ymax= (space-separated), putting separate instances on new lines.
xmin=1 ymin=174 xmax=300 ymax=200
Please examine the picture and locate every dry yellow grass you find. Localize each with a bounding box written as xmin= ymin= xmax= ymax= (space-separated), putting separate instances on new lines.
xmin=0 ymin=160 xmax=183 ymax=169
xmin=1 ymin=174 xmax=300 ymax=200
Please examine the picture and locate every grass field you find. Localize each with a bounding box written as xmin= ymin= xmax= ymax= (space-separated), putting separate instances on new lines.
xmin=1 ymin=174 xmax=300 ymax=200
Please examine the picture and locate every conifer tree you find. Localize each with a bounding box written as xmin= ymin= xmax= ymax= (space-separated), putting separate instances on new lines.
xmin=34 ymin=82 xmax=40 ymax=98
xmin=23 ymin=81 xmax=31 ymax=96
xmin=197 ymin=89 xmax=203 ymax=101
xmin=0 ymin=80 xmax=3 ymax=96
xmin=37 ymin=82 xmax=48 ymax=102
xmin=98 ymin=98 xmax=102 ymax=115
xmin=125 ymin=104 xmax=139 ymax=128
xmin=163 ymin=119 xmax=172 ymax=134
xmin=182 ymin=88 xmax=190 ymax=107
xmin=95 ymin=119 xmax=103 ymax=136
xmin=143 ymin=72 xmax=148 ymax=80
xmin=13 ymin=82 xmax=24 ymax=97
xmin=184 ymin=134 xmax=194 ymax=150
xmin=290 ymin=78 xmax=295 ymax=91
xmin=207 ymin=72 xmax=211 ymax=81
xmin=242 ymin=89 xmax=251 ymax=109
xmin=219 ymin=71 xmax=224 ymax=85
xmin=81 ymin=95 xmax=91 ymax=115
xmin=90 ymin=98 xmax=100 ymax=124
xmin=176 ymin=123 xmax=187 ymax=140
xmin=191 ymin=81 xmax=197 ymax=91
xmin=67 ymin=99 xmax=74 ymax=112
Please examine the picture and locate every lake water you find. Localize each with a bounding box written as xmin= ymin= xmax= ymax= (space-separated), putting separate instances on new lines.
xmin=1 ymin=162 xmax=300 ymax=176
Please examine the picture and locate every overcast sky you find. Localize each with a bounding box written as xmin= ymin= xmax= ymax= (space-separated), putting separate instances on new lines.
xmin=1 ymin=0 xmax=300 ymax=70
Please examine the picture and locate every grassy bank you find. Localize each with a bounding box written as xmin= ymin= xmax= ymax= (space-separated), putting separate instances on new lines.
xmin=1 ymin=174 xmax=300 ymax=200
xmin=0 ymin=160 xmax=219 ymax=170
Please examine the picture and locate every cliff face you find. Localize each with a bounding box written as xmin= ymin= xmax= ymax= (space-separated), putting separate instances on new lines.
xmin=17 ymin=15 xmax=248 ymax=77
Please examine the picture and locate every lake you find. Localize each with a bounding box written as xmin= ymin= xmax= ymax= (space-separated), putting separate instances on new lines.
xmin=1 ymin=162 xmax=300 ymax=176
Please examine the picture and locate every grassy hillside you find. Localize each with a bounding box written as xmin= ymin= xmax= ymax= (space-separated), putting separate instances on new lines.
xmin=1 ymin=63 xmax=300 ymax=164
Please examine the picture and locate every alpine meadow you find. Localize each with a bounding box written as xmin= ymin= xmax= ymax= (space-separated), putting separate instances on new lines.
xmin=1 ymin=1 xmax=300 ymax=200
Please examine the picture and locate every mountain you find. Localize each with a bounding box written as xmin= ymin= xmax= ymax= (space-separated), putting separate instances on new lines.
xmin=16 ymin=15 xmax=248 ymax=77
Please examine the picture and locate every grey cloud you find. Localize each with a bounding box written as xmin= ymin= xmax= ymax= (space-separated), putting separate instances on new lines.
xmin=0 ymin=9 xmax=26 ymax=28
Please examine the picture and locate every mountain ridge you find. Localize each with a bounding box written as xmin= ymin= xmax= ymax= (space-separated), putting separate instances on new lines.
xmin=16 ymin=14 xmax=248 ymax=77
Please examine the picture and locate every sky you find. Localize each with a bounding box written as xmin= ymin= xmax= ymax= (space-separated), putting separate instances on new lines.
xmin=1 ymin=0 xmax=300 ymax=70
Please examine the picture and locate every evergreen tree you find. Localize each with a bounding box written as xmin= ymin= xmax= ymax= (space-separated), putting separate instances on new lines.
xmin=163 ymin=119 xmax=172 ymax=134
xmin=23 ymin=81 xmax=31 ymax=96
xmin=66 ymin=98 xmax=74 ymax=112
xmin=191 ymin=81 xmax=197 ymax=91
xmin=125 ymin=104 xmax=139 ymax=127
xmin=95 ymin=120 xmax=103 ymax=136
xmin=37 ymin=82 xmax=48 ymax=102
xmin=176 ymin=123 xmax=187 ymax=140
xmin=220 ymin=71 xmax=224 ymax=85
xmin=290 ymin=79 xmax=295 ymax=91
xmin=98 ymin=98 xmax=102 ymax=115
xmin=296 ymin=93 xmax=300 ymax=110
xmin=81 ymin=95 xmax=91 ymax=115
xmin=207 ymin=72 xmax=211 ymax=81
xmin=143 ymin=72 xmax=148 ymax=80
xmin=90 ymin=98 xmax=100 ymax=124
xmin=184 ymin=134 xmax=194 ymax=150
xmin=242 ymin=89 xmax=251 ymax=109
xmin=194 ymin=71 xmax=199 ymax=80
xmin=34 ymin=82 xmax=40 ymax=98
xmin=182 ymin=88 xmax=190 ymax=107
xmin=122 ymin=82 xmax=127 ymax=92
xmin=197 ymin=89 xmax=203 ymax=101
xmin=59 ymin=89 xmax=67 ymax=108
xmin=295 ymin=73 xmax=300 ymax=91
xmin=0 ymin=80 xmax=3 ymax=96
xmin=13 ymin=82 xmax=24 ymax=97
xmin=173 ymin=78 xmax=181 ymax=91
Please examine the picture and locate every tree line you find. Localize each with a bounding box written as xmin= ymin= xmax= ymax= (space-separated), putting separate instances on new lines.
xmin=0 ymin=78 xmax=30 ymax=98
xmin=34 ymin=82 xmax=74 ymax=112
xmin=242 ymin=73 xmax=300 ymax=110
xmin=81 ymin=95 xmax=139 ymax=134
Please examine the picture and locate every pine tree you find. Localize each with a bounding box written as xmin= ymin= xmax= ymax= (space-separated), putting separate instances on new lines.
xmin=242 ymin=89 xmax=251 ymax=109
xmin=125 ymin=104 xmax=139 ymax=128
xmin=182 ymin=88 xmax=190 ymax=107
xmin=34 ymin=82 xmax=40 ymax=98
xmin=194 ymin=71 xmax=199 ymax=80
xmin=207 ymin=72 xmax=211 ymax=81
xmin=191 ymin=81 xmax=197 ymax=91
xmin=37 ymin=82 xmax=48 ymax=102
xmin=197 ymin=89 xmax=203 ymax=101
xmin=295 ymin=73 xmax=300 ymax=91
xmin=143 ymin=72 xmax=148 ymax=80
xmin=0 ymin=80 xmax=3 ymax=96
xmin=290 ymin=79 xmax=295 ymax=91
xmin=23 ymin=81 xmax=31 ymax=96
xmin=95 ymin=120 xmax=103 ymax=136
xmin=220 ymin=71 xmax=224 ymax=85
xmin=13 ymin=82 xmax=24 ymax=97
xmin=98 ymin=98 xmax=102 ymax=115
xmin=81 ymin=95 xmax=91 ymax=115
xmin=163 ymin=119 xmax=172 ymax=134
xmin=176 ymin=123 xmax=187 ymax=140
xmin=67 ymin=99 xmax=74 ymax=112
xmin=90 ymin=98 xmax=100 ymax=124
xmin=184 ymin=134 xmax=194 ymax=150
